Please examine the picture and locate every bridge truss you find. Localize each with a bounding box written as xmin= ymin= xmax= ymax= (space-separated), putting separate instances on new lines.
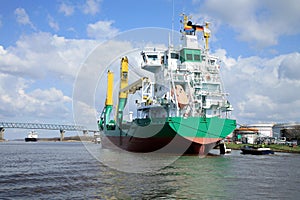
xmin=0 ymin=122 xmax=87 ymax=131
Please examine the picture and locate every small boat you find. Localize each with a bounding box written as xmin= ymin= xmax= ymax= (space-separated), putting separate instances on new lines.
xmin=225 ymin=148 xmax=232 ymax=154
xmin=241 ymin=145 xmax=274 ymax=155
xmin=25 ymin=131 xmax=38 ymax=142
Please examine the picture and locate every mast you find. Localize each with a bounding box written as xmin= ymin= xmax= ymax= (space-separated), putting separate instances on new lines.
xmin=204 ymin=22 xmax=211 ymax=51
xmin=180 ymin=13 xmax=211 ymax=51
xmin=181 ymin=13 xmax=189 ymax=27
xmin=171 ymin=0 xmax=175 ymax=47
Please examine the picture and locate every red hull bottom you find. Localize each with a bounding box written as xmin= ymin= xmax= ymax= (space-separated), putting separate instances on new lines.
xmin=101 ymin=135 xmax=217 ymax=155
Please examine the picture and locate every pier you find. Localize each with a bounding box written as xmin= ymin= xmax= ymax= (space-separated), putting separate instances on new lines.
xmin=0 ymin=122 xmax=99 ymax=141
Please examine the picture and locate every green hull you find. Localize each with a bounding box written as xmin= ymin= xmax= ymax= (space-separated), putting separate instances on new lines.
xmin=100 ymin=116 xmax=236 ymax=154
xmin=168 ymin=116 xmax=236 ymax=139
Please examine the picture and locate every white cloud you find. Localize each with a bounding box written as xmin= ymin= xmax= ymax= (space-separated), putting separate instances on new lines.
xmin=278 ymin=53 xmax=300 ymax=80
xmin=0 ymin=32 xmax=98 ymax=79
xmin=214 ymin=49 xmax=237 ymax=69
xmin=59 ymin=3 xmax=75 ymax=16
xmin=48 ymin=15 xmax=59 ymax=32
xmin=14 ymin=8 xmax=30 ymax=25
xmin=82 ymin=0 xmax=101 ymax=15
xmin=0 ymin=32 xmax=100 ymax=124
xmin=87 ymin=20 xmax=119 ymax=40
xmin=219 ymin=49 xmax=300 ymax=123
xmin=0 ymin=30 xmax=134 ymax=129
xmin=14 ymin=8 xmax=36 ymax=30
xmin=73 ymin=100 xmax=97 ymax=128
xmin=195 ymin=0 xmax=300 ymax=48
xmin=0 ymin=74 xmax=71 ymax=120
xmin=59 ymin=0 xmax=102 ymax=16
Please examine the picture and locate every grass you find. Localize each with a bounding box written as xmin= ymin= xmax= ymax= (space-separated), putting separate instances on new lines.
xmin=225 ymin=143 xmax=300 ymax=153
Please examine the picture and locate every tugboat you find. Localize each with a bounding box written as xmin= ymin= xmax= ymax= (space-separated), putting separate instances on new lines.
xmin=241 ymin=145 xmax=274 ymax=155
xmin=25 ymin=131 xmax=38 ymax=142
xmin=98 ymin=14 xmax=236 ymax=155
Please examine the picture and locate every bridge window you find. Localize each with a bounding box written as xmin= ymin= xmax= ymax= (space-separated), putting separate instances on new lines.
xmin=180 ymin=49 xmax=202 ymax=63
xmin=171 ymin=53 xmax=179 ymax=59
xmin=209 ymin=59 xmax=216 ymax=65
xmin=147 ymin=55 xmax=158 ymax=60
xmin=186 ymin=53 xmax=193 ymax=60
xmin=194 ymin=54 xmax=200 ymax=61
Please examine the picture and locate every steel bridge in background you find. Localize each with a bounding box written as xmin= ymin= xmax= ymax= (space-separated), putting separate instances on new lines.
xmin=0 ymin=122 xmax=99 ymax=141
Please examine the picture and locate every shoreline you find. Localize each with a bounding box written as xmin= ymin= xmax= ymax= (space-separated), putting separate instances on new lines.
xmin=2 ymin=140 xmax=300 ymax=154
xmin=226 ymin=143 xmax=300 ymax=154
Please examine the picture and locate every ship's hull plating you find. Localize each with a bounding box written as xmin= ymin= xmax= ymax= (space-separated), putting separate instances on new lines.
xmin=25 ymin=138 xmax=38 ymax=142
xmin=101 ymin=116 xmax=236 ymax=155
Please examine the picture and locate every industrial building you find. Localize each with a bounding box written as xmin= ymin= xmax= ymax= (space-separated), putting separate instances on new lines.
xmin=233 ymin=123 xmax=300 ymax=144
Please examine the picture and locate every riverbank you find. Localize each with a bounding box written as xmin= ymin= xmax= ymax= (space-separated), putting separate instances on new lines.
xmin=226 ymin=143 xmax=300 ymax=153
xmin=38 ymin=135 xmax=94 ymax=142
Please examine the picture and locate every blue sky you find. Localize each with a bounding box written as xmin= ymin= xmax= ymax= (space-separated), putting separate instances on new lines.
xmin=1 ymin=0 xmax=300 ymax=139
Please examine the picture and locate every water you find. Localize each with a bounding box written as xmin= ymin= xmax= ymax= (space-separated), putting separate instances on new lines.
xmin=1 ymin=142 xmax=299 ymax=199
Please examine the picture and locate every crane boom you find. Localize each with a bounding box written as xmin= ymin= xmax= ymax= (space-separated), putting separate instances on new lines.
xmin=116 ymin=57 xmax=129 ymax=126
xmin=98 ymin=70 xmax=114 ymax=130
xmin=119 ymin=77 xmax=149 ymax=94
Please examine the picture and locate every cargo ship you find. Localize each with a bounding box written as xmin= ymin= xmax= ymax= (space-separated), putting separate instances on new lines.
xmin=98 ymin=14 xmax=236 ymax=155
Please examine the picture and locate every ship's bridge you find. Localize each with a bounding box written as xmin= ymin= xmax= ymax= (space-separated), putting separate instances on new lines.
xmin=141 ymin=48 xmax=164 ymax=73
xmin=177 ymin=48 xmax=203 ymax=71
xmin=162 ymin=49 xmax=180 ymax=70
xmin=180 ymin=48 xmax=202 ymax=63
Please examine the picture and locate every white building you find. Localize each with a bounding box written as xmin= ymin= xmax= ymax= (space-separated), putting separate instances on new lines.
xmin=234 ymin=123 xmax=300 ymax=144
xmin=233 ymin=123 xmax=274 ymax=144
xmin=247 ymin=123 xmax=274 ymax=137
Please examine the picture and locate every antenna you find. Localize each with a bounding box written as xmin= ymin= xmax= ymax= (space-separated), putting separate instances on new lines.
xmin=171 ymin=0 xmax=175 ymax=47
xmin=204 ymin=22 xmax=211 ymax=51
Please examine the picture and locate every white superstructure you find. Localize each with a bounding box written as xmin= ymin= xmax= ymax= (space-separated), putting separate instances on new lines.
xmin=136 ymin=14 xmax=233 ymax=119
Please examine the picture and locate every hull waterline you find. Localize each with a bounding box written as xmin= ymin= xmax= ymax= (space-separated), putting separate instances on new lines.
xmin=101 ymin=135 xmax=218 ymax=155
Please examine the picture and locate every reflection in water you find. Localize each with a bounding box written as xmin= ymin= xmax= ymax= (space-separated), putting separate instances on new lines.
xmin=0 ymin=142 xmax=299 ymax=199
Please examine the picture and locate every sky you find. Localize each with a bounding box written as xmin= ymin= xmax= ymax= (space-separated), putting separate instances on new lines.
xmin=1 ymin=0 xmax=300 ymax=139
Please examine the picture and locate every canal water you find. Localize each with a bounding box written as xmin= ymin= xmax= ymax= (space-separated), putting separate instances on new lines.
xmin=1 ymin=142 xmax=299 ymax=199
